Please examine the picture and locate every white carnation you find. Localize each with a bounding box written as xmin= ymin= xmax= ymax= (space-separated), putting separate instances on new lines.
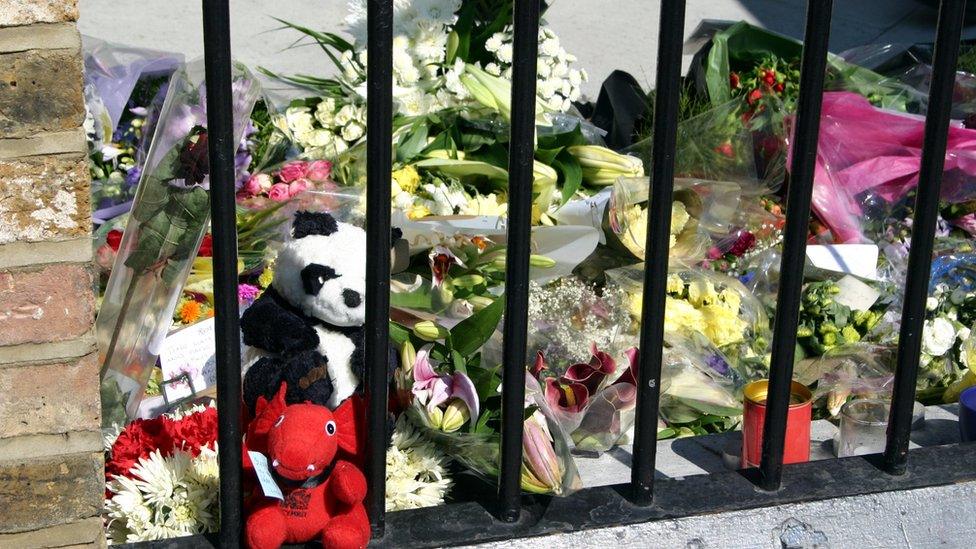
xmin=497 ymin=43 xmax=513 ymax=63
xmin=485 ymin=33 xmax=504 ymax=53
xmin=342 ymin=122 xmax=365 ymax=142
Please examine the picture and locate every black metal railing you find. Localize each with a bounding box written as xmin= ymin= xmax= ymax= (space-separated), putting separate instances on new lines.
xmin=194 ymin=0 xmax=976 ymax=547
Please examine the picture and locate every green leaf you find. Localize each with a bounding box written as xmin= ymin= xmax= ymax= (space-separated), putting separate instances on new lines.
xmin=451 ymin=350 xmax=466 ymax=374
xmin=389 ymin=322 xmax=411 ymax=347
xmin=450 ymin=295 xmax=504 ymax=357
xmin=414 ymin=158 xmax=508 ymax=182
xmin=553 ymin=152 xmax=582 ymax=205
xmin=396 ymin=121 xmax=429 ymax=163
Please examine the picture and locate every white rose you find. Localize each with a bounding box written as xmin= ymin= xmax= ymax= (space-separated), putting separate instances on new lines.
xmin=959 ymin=326 xmax=972 ymax=342
xmin=305 ymin=129 xmax=335 ymax=148
xmin=285 ymin=107 xmax=314 ymax=134
xmin=926 ymin=296 xmax=939 ymax=311
xmin=334 ymin=104 xmax=357 ymax=126
xmin=342 ymin=122 xmax=365 ymax=142
xmin=922 ymin=317 xmax=957 ymax=357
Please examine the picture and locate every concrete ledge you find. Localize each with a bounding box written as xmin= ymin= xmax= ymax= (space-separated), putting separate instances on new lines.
xmin=0 ymin=23 xmax=79 ymax=53
xmin=0 ymin=430 xmax=102 ymax=463
xmin=0 ymin=517 xmax=103 ymax=548
xmin=470 ymin=481 xmax=976 ymax=548
xmin=0 ymin=129 xmax=86 ymax=159
xmin=0 ymin=237 xmax=92 ymax=269
xmin=0 ymin=332 xmax=97 ymax=364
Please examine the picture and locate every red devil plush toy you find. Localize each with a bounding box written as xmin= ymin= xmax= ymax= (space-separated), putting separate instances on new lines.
xmin=245 ymin=384 xmax=369 ymax=549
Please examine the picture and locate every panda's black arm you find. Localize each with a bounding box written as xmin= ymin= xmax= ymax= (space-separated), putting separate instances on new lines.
xmin=241 ymin=289 xmax=320 ymax=353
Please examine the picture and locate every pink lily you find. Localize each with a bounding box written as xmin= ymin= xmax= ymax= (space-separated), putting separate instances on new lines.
xmin=412 ymin=345 xmax=480 ymax=429
xmin=521 ymin=410 xmax=564 ymax=493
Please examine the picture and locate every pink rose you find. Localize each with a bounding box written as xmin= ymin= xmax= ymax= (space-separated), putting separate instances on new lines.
xmin=268 ymin=183 xmax=291 ymax=202
xmin=278 ymin=162 xmax=307 ymax=183
xmin=242 ymin=174 xmax=264 ymax=196
xmin=254 ymin=173 xmax=273 ymax=193
xmin=305 ymin=160 xmax=333 ymax=182
xmin=288 ymin=179 xmax=309 ymax=198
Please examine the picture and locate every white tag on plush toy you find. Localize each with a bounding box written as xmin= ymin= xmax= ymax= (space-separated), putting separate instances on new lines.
xmin=248 ymin=451 xmax=284 ymax=500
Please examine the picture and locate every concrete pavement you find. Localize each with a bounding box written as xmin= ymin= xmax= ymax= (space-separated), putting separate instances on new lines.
xmin=78 ymin=0 xmax=974 ymax=100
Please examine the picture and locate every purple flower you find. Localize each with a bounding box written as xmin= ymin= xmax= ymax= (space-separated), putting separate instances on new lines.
xmin=706 ymin=354 xmax=730 ymax=375
xmin=238 ymin=283 xmax=260 ymax=305
xmin=124 ymin=166 xmax=142 ymax=187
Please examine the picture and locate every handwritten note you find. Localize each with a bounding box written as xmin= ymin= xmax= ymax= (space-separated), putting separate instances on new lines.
xmin=159 ymin=318 xmax=217 ymax=403
xmin=248 ymin=451 xmax=284 ymax=500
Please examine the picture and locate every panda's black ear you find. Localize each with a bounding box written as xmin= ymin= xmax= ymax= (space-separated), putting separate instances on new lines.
xmin=391 ymin=227 xmax=402 ymax=249
xmin=293 ymin=211 xmax=339 ymax=239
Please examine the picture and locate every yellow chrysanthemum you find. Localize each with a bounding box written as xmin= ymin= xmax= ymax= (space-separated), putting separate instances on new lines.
xmin=663 ymin=296 xmax=705 ymax=334
xmin=700 ymin=304 xmax=747 ymax=347
xmin=666 ymin=274 xmax=685 ymax=295
xmin=687 ymin=278 xmax=717 ymax=307
xmin=392 ymin=165 xmax=421 ymax=194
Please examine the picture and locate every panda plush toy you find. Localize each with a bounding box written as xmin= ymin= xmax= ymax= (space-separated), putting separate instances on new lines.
xmin=241 ymin=211 xmax=398 ymax=413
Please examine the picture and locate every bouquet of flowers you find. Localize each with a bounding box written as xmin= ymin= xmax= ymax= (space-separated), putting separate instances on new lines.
xmin=97 ymin=61 xmax=261 ymax=425
xmin=392 ymin=295 xmax=582 ymax=495
xmin=103 ymin=404 xmax=219 ymax=543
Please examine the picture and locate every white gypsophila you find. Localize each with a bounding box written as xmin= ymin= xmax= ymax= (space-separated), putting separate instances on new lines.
xmin=922 ymin=317 xmax=958 ymax=357
xmin=386 ymin=416 xmax=452 ymax=511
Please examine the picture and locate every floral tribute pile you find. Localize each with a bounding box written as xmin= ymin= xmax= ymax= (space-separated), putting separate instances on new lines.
xmin=86 ymin=2 xmax=976 ymax=543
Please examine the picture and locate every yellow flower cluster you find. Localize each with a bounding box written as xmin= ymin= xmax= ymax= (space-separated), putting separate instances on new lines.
xmin=628 ymin=274 xmax=748 ymax=349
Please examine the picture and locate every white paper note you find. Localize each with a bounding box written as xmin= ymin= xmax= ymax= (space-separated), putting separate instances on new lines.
xmin=159 ymin=318 xmax=217 ymax=402
xmin=806 ymin=244 xmax=879 ymax=280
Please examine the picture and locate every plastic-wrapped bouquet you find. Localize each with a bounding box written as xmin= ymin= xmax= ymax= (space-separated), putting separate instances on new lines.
xmin=97 ymin=61 xmax=261 ymax=425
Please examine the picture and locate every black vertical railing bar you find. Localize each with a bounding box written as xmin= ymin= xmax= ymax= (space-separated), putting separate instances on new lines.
xmin=630 ymin=0 xmax=686 ymax=507
xmin=498 ymin=0 xmax=541 ymax=523
xmin=758 ymin=0 xmax=833 ymax=492
xmin=201 ymin=0 xmax=243 ymax=546
xmin=883 ymin=0 xmax=967 ymax=475
xmin=364 ymin=0 xmax=395 ymax=536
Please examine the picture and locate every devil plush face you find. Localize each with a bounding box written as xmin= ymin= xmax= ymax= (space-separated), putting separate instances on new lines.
xmin=267 ymin=404 xmax=340 ymax=481
xmin=274 ymin=211 xmax=367 ymax=328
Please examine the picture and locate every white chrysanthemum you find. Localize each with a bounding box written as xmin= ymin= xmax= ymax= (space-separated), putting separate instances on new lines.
xmin=130 ymin=450 xmax=190 ymax=507
xmin=485 ymin=62 xmax=503 ymax=77
xmin=386 ymin=417 xmax=452 ymax=511
xmin=485 ymin=33 xmax=504 ymax=53
xmin=496 ymin=43 xmax=514 ymax=64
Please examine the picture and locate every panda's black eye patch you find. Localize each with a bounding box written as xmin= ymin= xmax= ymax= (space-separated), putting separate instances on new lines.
xmin=301 ymin=264 xmax=339 ymax=295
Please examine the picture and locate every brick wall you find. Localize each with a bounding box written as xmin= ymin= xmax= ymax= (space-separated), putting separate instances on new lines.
xmin=0 ymin=1 xmax=104 ymax=546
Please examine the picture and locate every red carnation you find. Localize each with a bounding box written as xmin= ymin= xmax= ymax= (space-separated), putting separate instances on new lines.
xmin=106 ymin=230 xmax=124 ymax=252
xmin=106 ymin=416 xmax=177 ymax=480
xmin=198 ymin=234 xmax=213 ymax=257
xmin=170 ymin=407 xmax=219 ymax=455
xmin=762 ymin=69 xmax=777 ymax=87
